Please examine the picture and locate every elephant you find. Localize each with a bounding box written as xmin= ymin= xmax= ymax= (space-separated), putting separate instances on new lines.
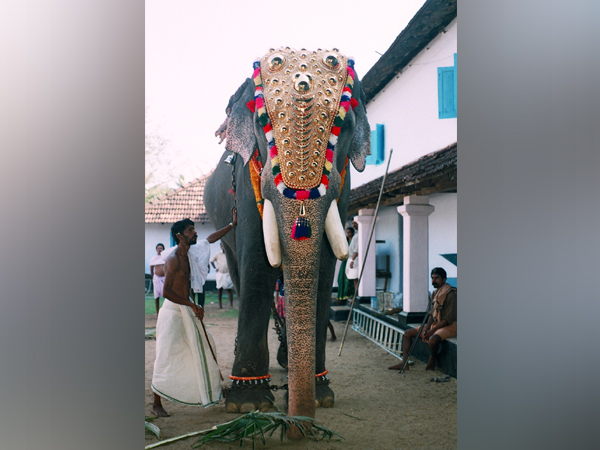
xmin=204 ymin=47 xmax=370 ymax=436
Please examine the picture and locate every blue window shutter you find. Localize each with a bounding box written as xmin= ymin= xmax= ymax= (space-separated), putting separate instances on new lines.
xmin=366 ymin=124 xmax=385 ymax=165
xmin=438 ymin=53 xmax=457 ymax=119
xmin=453 ymin=53 xmax=457 ymax=112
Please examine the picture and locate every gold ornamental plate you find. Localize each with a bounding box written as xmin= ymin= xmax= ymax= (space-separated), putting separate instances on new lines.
xmin=260 ymin=47 xmax=348 ymax=190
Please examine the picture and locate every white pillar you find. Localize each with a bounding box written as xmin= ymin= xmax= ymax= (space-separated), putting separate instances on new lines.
xmin=354 ymin=209 xmax=379 ymax=297
xmin=397 ymin=195 xmax=434 ymax=313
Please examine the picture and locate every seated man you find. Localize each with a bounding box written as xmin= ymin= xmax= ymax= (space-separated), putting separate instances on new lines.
xmin=389 ymin=267 xmax=456 ymax=371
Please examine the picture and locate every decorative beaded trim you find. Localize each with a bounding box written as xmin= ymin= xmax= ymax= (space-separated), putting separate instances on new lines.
xmin=229 ymin=374 xmax=271 ymax=381
xmin=230 ymin=378 xmax=272 ymax=390
xmin=315 ymin=374 xmax=330 ymax=386
xmin=252 ymin=59 xmax=356 ymax=200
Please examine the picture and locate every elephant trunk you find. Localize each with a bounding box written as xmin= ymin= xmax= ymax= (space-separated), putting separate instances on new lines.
xmin=282 ymin=260 xmax=318 ymax=438
xmin=277 ymin=204 xmax=324 ymax=438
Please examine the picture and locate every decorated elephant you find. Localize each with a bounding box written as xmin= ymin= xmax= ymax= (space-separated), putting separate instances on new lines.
xmin=204 ymin=47 xmax=370 ymax=435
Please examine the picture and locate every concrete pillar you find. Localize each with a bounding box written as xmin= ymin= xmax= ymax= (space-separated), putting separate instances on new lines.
xmin=354 ymin=209 xmax=379 ymax=297
xmin=397 ymin=195 xmax=434 ymax=323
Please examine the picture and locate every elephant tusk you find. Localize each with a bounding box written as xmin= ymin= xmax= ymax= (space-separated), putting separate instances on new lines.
xmin=324 ymin=200 xmax=349 ymax=260
xmin=262 ymin=199 xmax=282 ymax=267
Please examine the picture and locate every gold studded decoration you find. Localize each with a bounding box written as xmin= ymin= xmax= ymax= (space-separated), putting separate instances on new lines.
xmin=261 ymin=47 xmax=348 ymax=190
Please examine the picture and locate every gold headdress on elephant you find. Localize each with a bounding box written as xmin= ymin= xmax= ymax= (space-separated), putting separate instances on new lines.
xmin=250 ymin=48 xmax=359 ymax=239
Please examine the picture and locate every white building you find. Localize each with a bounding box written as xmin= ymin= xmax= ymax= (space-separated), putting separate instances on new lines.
xmin=344 ymin=0 xmax=457 ymax=326
xmin=144 ymin=174 xmax=220 ymax=285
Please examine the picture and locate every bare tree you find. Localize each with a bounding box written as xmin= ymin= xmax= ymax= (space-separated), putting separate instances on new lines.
xmin=145 ymin=109 xmax=181 ymax=203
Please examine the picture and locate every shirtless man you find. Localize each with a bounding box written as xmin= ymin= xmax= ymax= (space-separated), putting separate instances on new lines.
xmin=151 ymin=211 xmax=237 ymax=417
xmin=389 ymin=267 xmax=457 ymax=371
xmin=149 ymin=243 xmax=165 ymax=315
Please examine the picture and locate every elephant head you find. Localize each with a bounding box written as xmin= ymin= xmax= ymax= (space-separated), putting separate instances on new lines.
xmin=222 ymin=47 xmax=370 ymax=434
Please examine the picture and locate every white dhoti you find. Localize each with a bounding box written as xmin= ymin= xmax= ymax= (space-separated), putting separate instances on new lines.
xmin=216 ymin=272 xmax=234 ymax=290
xmin=152 ymin=274 xmax=165 ymax=298
xmin=345 ymin=260 xmax=359 ymax=280
xmin=151 ymin=300 xmax=222 ymax=407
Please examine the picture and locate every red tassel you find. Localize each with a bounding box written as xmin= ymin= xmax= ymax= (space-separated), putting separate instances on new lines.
xmin=247 ymin=100 xmax=256 ymax=113
xmin=350 ymin=98 xmax=359 ymax=109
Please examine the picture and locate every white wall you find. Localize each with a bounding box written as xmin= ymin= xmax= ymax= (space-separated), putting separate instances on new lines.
xmin=374 ymin=206 xmax=402 ymax=295
xmin=428 ymin=192 xmax=457 ymax=281
xmin=145 ymin=222 xmax=220 ymax=281
xmin=352 ymin=18 xmax=457 ymax=188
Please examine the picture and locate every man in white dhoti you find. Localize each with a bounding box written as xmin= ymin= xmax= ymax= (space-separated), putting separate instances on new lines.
xmin=149 ymin=243 xmax=165 ymax=315
xmin=151 ymin=211 xmax=237 ymax=417
xmin=345 ymin=227 xmax=359 ymax=293
xmin=210 ymin=242 xmax=234 ymax=309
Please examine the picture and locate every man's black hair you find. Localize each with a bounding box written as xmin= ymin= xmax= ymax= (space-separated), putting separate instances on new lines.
xmin=431 ymin=267 xmax=447 ymax=279
xmin=156 ymin=243 xmax=164 ymax=250
xmin=171 ymin=219 xmax=194 ymax=244
xmin=346 ymin=227 xmax=355 ymax=236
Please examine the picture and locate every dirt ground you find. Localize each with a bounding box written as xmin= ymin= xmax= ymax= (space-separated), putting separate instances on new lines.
xmin=145 ymin=299 xmax=457 ymax=449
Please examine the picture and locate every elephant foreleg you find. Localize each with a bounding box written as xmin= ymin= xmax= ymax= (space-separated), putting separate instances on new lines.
xmin=314 ymin=248 xmax=337 ymax=408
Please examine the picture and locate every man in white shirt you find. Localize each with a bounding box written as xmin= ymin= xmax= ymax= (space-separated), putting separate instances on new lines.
xmin=149 ymin=243 xmax=165 ymax=315
xmin=210 ymin=242 xmax=234 ymax=309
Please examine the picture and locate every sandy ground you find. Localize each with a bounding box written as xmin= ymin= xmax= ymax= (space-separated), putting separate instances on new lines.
xmin=145 ymin=299 xmax=457 ymax=449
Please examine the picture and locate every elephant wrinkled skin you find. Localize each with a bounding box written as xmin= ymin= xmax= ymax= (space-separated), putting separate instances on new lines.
xmin=204 ymin=48 xmax=370 ymax=434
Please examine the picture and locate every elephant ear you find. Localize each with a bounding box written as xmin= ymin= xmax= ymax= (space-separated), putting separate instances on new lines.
xmin=224 ymin=78 xmax=257 ymax=166
xmin=348 ymin=75 xmax=371 ymax=173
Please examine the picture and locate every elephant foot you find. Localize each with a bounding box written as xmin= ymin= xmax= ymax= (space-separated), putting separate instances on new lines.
xmin=225 ymin=386 xmax=276 ymax=413
xmin=316 ymin=383 xmax=335 ymax=408
xmin=283 ymin=383 xmax=335 ymax=409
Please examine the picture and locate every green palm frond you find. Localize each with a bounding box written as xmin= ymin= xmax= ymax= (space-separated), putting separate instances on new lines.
xmin=144 ymin=410 xmax=342 ymax=450
xmin=145 ymin=421 xmax=160 ymax=438
xmin=192 ymin=411 xmax=342 ymax=448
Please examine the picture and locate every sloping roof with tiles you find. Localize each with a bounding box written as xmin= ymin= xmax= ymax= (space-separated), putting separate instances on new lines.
xmin=145 ymin=174 xmax=212 ymax=224
xmin=348 ymin=143 xmax=456 ymax=216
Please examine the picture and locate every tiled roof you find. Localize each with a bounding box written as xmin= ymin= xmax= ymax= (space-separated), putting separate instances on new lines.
xmin=348 ymin=143 xmax=457 ymax=215
xmin=361 ymin=0 xmax=457 ymax=103
xmin=145 ymin=174 xmax=212 ymax=224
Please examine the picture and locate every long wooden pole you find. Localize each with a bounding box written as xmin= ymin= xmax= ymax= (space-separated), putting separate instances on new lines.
xmin=338 ymin=148 xmax=393 ymax=356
